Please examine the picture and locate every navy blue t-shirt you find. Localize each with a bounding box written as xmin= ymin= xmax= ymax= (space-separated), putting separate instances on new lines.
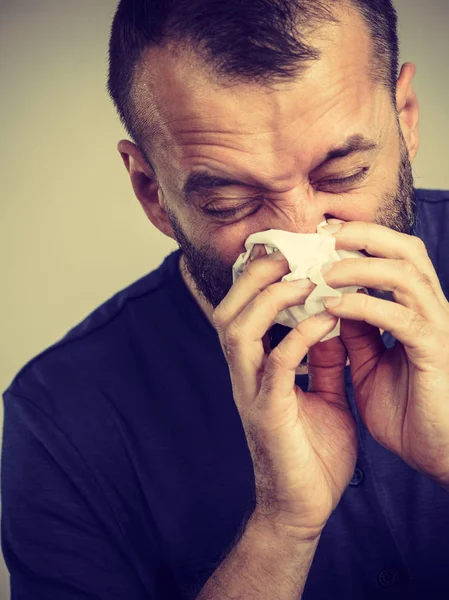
xmin=2 ymin=189 xmax=449 ymax=600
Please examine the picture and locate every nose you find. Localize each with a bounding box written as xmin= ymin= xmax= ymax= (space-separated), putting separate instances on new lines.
xmin=251 ymin=185 xmax=348 ymax=233
xmin=266 ymin=210 xmax=344 ymax=235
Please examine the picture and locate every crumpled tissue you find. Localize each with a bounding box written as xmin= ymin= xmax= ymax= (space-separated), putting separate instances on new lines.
xmin=232 ymin=221 xmax=368 ymax=342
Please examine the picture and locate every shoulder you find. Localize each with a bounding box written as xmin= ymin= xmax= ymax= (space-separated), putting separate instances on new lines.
xmin=414 ymin=188 xmax=449 ymax=300
xmin=414 ymin=188 xmax=449 ymax=229
xmin=415 ymin=188 xmax=449 ymax=204
xmin=3 ymin=250 xmax=181 ymax=429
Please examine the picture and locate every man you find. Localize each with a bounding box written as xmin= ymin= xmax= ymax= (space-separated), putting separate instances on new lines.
xmin=2 ymin=0 xmax=449 ymax=598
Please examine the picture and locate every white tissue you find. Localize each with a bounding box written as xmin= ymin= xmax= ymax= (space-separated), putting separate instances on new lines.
xmin=232 ymin=221 xmax=368 ymax=342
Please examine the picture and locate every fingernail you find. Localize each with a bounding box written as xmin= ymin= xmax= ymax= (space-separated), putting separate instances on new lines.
xmin=268 ymin=250 xmax=286 ymax=261
xmin=316 ymin=311 xmax=337 ymax=321
xmin=249 ymin=245 xmax=266 ymax=261
xmin=322 ymin=224 xmax=342 ymax=234
xmin=321 ymin=262 xmax=334 ymax=276
xmin=326 ymin=218 xmax=345 ymax=225
xmin=323 ymin=296 xmax=342 ymax=307
xmin=291 ymin=278 xmax=312 ymax=288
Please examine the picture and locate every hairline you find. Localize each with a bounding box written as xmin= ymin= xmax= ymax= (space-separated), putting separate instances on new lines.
xmin=128 ymin=0 xmax=397 ymax=179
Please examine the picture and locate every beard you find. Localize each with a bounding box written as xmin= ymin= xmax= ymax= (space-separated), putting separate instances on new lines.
xmin=166 ymin=130 xmax=416 ymax=312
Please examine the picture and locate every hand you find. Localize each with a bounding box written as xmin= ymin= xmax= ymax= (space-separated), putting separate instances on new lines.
xmin=213 ymin=247 xmax=358 ymax=541
xmin=320 ymin=220 xmax=449 ymax=487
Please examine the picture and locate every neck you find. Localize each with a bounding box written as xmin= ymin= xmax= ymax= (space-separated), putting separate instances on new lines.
xmin=179 ymin=253 xmax=312 ymax=374
xmin=178 ymin=254 xmax=386 ymax=373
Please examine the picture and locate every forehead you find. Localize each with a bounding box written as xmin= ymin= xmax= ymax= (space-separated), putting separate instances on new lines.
xmin=134 ymin=4 xmax=390 ymax=187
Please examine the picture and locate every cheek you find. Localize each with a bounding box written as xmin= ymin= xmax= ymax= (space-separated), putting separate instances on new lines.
xmin=191 ymin=214 xmax=255 ymax=264
xmin=214 ymin=226 xmax=253 ymax=264
xmin=325 ymin=189 xmax=379 ymax=223
xmin=178 ymin=206 xmax=243 ymax=263
xmin=317 ymin=175 xmax=391 ymax=224
xmin=193 ymin=178 xmax=390 ymax=261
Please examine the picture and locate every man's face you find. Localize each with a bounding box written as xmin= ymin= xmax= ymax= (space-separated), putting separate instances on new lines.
xmin=135 ymin=5 xmax=416 ymax=309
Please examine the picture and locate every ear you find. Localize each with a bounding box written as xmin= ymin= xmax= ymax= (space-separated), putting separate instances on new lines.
xmin=117 ymin=139 xmax=176 ymax=240
xmin=396 ymin=62 xmax=420 ymax=163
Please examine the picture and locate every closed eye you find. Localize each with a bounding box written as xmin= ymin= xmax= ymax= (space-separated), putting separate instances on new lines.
xmin=203 ymin=167 xmax=370 ymax=218
xmin=315 ymin=167 xmax=369 ymax=190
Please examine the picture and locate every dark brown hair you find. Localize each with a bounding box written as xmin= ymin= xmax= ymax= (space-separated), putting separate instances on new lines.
xmin=107 ymin=0 xmax=399 ymax=173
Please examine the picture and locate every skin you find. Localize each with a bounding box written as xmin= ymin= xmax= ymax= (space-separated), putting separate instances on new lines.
xmin=119 ymin=5 xmax=418 ymax=325
xmin=119 ymin=2 xmax=449 ymax=500
xmin=120 ymin=4 xmax=416 ymax=378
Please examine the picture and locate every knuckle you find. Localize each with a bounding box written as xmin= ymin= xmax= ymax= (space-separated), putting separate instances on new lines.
xmin=266 ymin=346 xmax=285 ymax=370
xmin=399 ymin=260 xmax=433 ymax=290
xmin=398 ymin=260 xmax=420 ymax=279
xmin=222 ymin=333 xmax=238 ymax=362
xmin=340 ymin=257 xmax=358 ymax=270
xmin=359 ymin=222 xmax=372 ymax=250
xmin=394 ymin=307 xmax=427 ymax=335
xmin=268 ymin=326 xmax=306 ymax=366
xmin=262 ymin=283 xmax=281 ymax=303
xmin=360 ymin=221 xmax=370 ymax=239
xmin=412 ymin=235 xmax=427 ymax=254
xmin=215 ymin=320 xmax=242 ymax=363
xmin=225 ymin=323 xmax=241 ymax=349
xmin=222 ymin=342 xmax=233 ymax=363
xmin=259 ymin=363 xmax=277 ymax=397
xmin=418 ymin=271 xmax=434 ymax=290
xmin=251 ymin=282 xmax=283 ymax=315
xmin=243 ymin=260 xmax=257 ymax=277
xmin=212 ymin=311 xmax=221 ymax=329
xmin=212 ymin=306 xmax=226 ymax=328
xmin=391 ymin=310 xmax=409 ymax=333
xmin=409 ymin=314 xmax=429 ymax=337
xmin=358 ymin=291 xmax=372 ymax=311
xmin=400 ymin=259 xmax=418 ymax=277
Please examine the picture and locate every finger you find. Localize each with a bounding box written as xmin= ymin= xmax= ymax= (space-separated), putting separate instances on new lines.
xmin=216 ymin=251 xmax=292 ymax=328
xmin=217 ymin=278 xmax=317 ymax=412
xmin=331 ymin=221 xmax=448 ymax=308
xmin=258 ymin=312 xmax=339 ymax=415
xmin=323 ymin=257 xmax=444 ymax=323
xmin=307 ymin=335 xmax=348 ymax=398
xmin=322 ymin=291 xmax=435 ymax=356
xmin=338 ymin=315 xmax=385 ymax=389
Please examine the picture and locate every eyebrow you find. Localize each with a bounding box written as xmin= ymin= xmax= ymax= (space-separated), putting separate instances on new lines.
xmin=182 ymin=133 xmax=378 ymax=202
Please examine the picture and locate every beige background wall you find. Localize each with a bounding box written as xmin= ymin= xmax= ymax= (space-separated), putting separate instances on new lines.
xmin=0 ymin=1 xmax=448 ymax=597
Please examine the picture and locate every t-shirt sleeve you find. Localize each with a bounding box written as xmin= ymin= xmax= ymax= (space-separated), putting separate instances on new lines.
xmin=1 ymin=390 xmax=151 ymax=600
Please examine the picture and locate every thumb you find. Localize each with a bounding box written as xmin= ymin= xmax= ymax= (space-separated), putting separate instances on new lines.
xmin=339 ymin=315 xmax=385 ymax=389
xmin=307 ymin=334 xmax=348 ymax=398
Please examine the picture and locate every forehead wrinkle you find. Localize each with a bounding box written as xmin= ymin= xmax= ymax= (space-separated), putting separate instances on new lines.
xmin=172 ymin=57 xmax=380 ymax=170
xmin=181 ymin=131 xmax=380 ymax=204
xmin=133 ymin=1 xmax=388 ymax=201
